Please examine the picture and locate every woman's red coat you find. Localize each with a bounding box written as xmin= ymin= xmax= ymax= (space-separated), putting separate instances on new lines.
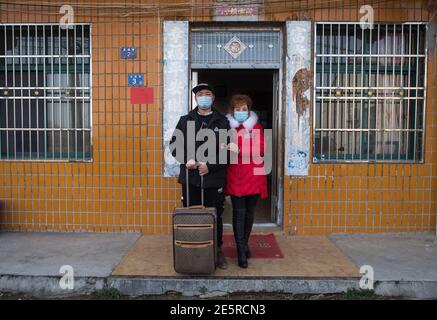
xmin=225 ymin=113 xmax=268 ymax=199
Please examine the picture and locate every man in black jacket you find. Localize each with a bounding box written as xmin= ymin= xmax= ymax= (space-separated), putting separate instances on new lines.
xmin=170 ymin=83 xmax=230 ymax=269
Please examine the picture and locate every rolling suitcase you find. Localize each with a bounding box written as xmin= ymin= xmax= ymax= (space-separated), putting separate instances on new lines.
xmin=173 ymin=168 xmax=217 ymax=274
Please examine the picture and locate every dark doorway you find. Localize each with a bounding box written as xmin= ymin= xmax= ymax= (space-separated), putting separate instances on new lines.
xmin=195 ymin=69 xmax=275 ymax=224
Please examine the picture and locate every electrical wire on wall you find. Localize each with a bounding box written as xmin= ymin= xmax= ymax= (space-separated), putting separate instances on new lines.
xmin=1 ymin=1 xmax=435 ymax=20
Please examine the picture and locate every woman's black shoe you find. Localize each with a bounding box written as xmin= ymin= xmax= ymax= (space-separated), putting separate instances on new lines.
xmin=237 ymin=250 xmax=248 ymax=268
xmin=238 ymin=259 xmax=248 ymax=268
xmin=245 ymin=245 xmax=251 ymax=259
xmin=237 ymin=245 xmax=248 ymax=268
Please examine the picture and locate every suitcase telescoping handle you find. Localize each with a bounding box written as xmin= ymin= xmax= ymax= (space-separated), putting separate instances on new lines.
xmin=185 ymin=165 xmax=204 ymax=208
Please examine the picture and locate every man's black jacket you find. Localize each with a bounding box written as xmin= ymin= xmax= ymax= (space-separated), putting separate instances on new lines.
xmin=170 ymin=107 xmax=231 ymax=189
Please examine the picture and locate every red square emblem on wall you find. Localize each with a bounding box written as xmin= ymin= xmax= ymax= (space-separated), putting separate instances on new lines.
xmin=130 ymin=87 xmax=153 ymax=104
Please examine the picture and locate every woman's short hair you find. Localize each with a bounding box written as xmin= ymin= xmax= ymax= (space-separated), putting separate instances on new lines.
xmin=229 ymin=94 xmax=252 ymax=113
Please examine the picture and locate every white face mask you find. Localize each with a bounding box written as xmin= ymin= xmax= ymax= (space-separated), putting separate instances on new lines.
xmin=196 ymin=95 xmax=213 ymax=109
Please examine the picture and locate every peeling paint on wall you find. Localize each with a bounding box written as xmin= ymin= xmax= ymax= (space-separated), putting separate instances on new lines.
xmin=285 ymin=21 xmax=311 ymax=176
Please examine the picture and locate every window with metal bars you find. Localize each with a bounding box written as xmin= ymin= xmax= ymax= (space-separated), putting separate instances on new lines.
xmin=313 ymin=23 xmax=426 ymax=163
xmin=0 ymin=24 xmax=91 ymax=161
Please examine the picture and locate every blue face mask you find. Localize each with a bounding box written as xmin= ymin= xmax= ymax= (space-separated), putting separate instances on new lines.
xmin=197 ymin=96 xmax=213 ymax=109
xmin=234 ymin=111 xmax=249 ymax=123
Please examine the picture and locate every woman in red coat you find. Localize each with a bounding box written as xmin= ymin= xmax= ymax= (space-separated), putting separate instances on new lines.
xmin=225 ymin=94 xmax=268 ymax=268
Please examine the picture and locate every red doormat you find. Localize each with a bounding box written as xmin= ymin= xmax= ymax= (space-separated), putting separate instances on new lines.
xmin=221 ymin=233 xmax=284 ymax=259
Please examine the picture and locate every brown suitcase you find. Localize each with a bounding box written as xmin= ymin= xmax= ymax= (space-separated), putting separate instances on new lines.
xmin=173 ymin=169 xmax=217 ymax=274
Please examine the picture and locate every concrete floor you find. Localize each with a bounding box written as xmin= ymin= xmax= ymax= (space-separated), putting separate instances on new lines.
xmin=0 ymin=232 xmax=140 ymax=277
xmin=331 ymin=233 xmax=437 ymax=281
xmin=112 ymin=232 xmax=360 ymax=277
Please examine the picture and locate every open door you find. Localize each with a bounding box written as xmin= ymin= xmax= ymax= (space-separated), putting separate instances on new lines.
xmin=192 ymin=69 xmax=281 ymax=226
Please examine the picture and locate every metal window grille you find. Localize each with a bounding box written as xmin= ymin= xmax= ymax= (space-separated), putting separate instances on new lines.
xmin=191 ymin=30 xmax=281 ymax=69
xmin=0 ymin=24 xmax=92 ymax=161
xmin=313 ymin=23 xmax=426 ymax=163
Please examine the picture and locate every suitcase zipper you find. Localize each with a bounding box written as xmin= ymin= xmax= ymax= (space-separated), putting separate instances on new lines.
xmin=174 ymin=240 xmax=213 ymax=248
xmin=174 ymin=224 xmax=213 ymax=230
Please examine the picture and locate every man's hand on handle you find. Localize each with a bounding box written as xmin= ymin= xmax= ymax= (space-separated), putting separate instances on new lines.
xmin=186 ymin=159 xmax=197 ymax=170
xmin=186 ymin=159 xmax=209 ymax=176
xmin=198 ymin=162 xmax=209 ymax=176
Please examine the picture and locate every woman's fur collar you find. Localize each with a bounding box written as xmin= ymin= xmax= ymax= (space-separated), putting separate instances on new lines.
xmin=226 ymin=111 xmax=258 ymax=130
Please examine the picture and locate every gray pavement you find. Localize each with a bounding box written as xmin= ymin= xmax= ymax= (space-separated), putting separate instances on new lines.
xmin=0 ymin=231 xmax=140 ymax=277
xmin=330 ymin=233 xmax=437 ymax=281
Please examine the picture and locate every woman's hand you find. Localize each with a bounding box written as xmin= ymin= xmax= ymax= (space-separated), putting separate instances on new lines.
xmin=227 ymin=142 xmax=239 ymax=154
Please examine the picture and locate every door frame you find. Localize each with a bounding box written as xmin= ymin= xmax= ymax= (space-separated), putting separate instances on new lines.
xmin=188 ymin=24 xmax=284 ymax=228
xmin=271 ymin=69 xmax=283 ymax=227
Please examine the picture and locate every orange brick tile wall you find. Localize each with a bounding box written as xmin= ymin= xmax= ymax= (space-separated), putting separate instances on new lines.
xmin=0 ymin=0 xmax=435 ymax=235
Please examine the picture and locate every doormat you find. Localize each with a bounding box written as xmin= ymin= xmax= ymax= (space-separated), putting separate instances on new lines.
xmin=221 ymin=233 xmax=284 ymax=259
